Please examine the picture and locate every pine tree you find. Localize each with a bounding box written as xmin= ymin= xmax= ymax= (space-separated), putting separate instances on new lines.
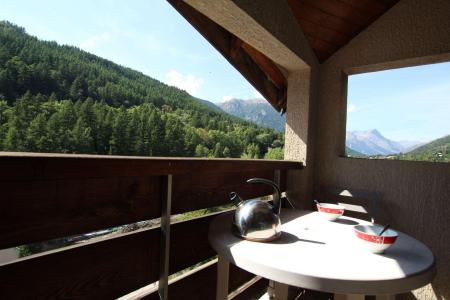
xmin=128 ymin=109 xmax=141 ymax=155
xmin=0 ymin=100 xmax=8 ymax=124
xmin=79 ymin=98 xmax=97 ymax=150
xmin=69 ymin=76 xmax=86 ymax=100
xmin=149 ymin=110 xmax=164 ymax=155
xmin=164 ymin=116 xmax=185 ymax=156
xmin=71 ymin=117 xmax=94 ymax=153
xmin=110 ymin=106 xmax=129 ymax=155
xmin=26 ymin=113 xmax=48 ymax=152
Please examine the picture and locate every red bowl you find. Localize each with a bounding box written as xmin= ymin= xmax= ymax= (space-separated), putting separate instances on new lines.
xmin=354 ymin=224 xmax=398 ymax=253
xmin=316 ymin=203 xmax=345 ymax=221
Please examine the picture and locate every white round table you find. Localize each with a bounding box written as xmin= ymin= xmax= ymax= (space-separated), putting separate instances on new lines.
xmin=208 ymin=210 xmax=435 ymax=300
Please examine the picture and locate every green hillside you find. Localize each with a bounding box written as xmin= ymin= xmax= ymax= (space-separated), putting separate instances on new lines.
xmin=0 ymin=21 xmax=284 ymax=158
xmin=400 ymin=135 xmax=450 ymax=162
xmin=345 ymin=146 xmax=366 ymax=157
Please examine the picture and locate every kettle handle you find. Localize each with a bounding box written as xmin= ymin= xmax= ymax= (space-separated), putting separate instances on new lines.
xmin=246 ymin=178 xmax=282 ymax=215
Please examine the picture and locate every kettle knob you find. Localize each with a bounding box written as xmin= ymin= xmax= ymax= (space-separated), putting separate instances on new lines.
xmin=230 ymin=192 xmax=243 ymax=207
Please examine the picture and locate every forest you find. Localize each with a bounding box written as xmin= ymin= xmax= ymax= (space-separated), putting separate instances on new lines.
xmin=0 ymin=21 xmax=284 ymax=159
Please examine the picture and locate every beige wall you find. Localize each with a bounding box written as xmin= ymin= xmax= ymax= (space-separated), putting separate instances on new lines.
xmin=315 ymin=0 xmax=450 ymax=298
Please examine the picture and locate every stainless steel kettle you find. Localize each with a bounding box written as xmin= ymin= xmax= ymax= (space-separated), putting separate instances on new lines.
xmin=230 ymin=178 xmax=282 ymax=242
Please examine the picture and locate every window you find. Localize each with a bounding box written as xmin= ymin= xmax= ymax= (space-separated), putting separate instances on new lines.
xmin=345 ymin=61 xmax=450 ymax=163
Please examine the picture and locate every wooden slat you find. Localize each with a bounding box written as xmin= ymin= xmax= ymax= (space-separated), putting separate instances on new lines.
xmin=339 ymin=0 xmax=391 ymax=15
xmin=169 ymin=214 xmax=217 ymax=274
xmin=0 ymin=228 xmax=160 ymax=300
xmin=232 ymin=277 xmax=269 ymax=300
xmin=229 ymin=264 xmax=257 ymax=294
xmin=0 ymin=152 xmax=303 ymax=180
xmin=299 ymin=18 xmax=349 ymax=46
xmin=169 ymin=262 xmax=218 ymax=300
xmin=288 ymin=0 xmax=358 ymax=36
xmin=302 ymin=0 xmax=374 ymax=26
xmin=143 ymin=262 xmax=263 ymax=300
xmin=304 ymin=34 xmax=340 ymax=61
xmin=170 ymin=213 xmax=257 ymax=286
xmin=171 ymin=169 xmax=276 ymax=214
xmin=167 ymin=0 xmax=287 ymax=112
xmin=0 ymin=176 xmax=162 ymax=249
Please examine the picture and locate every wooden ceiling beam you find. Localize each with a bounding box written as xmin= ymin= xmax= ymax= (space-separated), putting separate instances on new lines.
xmin=167 ymin=0 xmax=287 ymax=112
xmin=240 ymin=41 xmax=287 ymax=89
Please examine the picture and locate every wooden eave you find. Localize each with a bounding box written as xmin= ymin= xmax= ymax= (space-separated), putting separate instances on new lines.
xmin=168 ymin=0 xmax=399 ymax=112
xmin=168 ymin=0 xmax=287 ymax=113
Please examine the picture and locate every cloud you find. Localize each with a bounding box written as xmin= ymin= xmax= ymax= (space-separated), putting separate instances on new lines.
xmin=166 ymin=70 xmax=204 ymax=95
xmin=348 ymin=104 xmax=357 ymax=113
xmin=80 ymin=33 xmax=111 ymax=51
xmin=222 ymin=95 xmax=233 ymax=101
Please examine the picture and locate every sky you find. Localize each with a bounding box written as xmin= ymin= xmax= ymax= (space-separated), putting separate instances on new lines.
xmin=1 ymin=0 xmax=449 ymax=142
xmin=0 ymin=0 xmax=262 ymax=102
xmin=347 ymin=62 xmax=450 ymax=142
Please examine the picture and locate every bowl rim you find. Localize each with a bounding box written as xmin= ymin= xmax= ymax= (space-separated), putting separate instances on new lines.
xmin=316 ymin=203 xmax=345 ymax=212
xmin=354 ymin=224 xmax=398 ymax=238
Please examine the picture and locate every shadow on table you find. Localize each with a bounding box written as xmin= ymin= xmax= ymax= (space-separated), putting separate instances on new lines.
xmin=333 ymin=218 xmax=359 ymax=225
xmin=271 ymin=232 xmax=326 ymax=245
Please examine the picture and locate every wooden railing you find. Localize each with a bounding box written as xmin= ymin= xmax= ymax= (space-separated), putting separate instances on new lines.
xmin=0 ymin=152 xmax=303 ymax=299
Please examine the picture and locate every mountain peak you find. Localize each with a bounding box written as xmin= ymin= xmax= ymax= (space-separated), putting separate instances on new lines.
xmin=346 ymin=129 xmax=423 ymax=155
xmin=220 ymin=98 xmax=266 ymax=105
xmin=218 ymin=98 xmax=285 ymax=132
xmin=246 ymin=98 xmax=266 ymax=104
xmin=369 ymin=129 xmax=382 ymax=136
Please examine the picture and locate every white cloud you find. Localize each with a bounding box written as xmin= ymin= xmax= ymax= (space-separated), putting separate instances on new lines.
xmin=253 ymin=90 xmax=263 ymax=98
xmin=166 ymin=70 xmax=204 ymax=96
xmin=222 ymin=95 xmax=233 ymax=101
xmin=80 ymin=33 xmax=111 ymax=51
xmin=348 ymin=104 xmax=357 ymax=113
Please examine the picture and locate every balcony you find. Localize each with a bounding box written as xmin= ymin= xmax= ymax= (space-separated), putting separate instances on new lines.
xmin=0 ymin=153 xmax=302 ymax=299
xmin=0 ymin=0 xmax=449 ymax=299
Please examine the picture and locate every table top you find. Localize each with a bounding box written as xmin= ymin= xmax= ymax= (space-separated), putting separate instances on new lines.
xmin=208 ymin=209 xmax=435 ymax=295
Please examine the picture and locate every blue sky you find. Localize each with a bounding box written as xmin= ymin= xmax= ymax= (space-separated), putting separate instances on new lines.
xmin=347 ymin=62 xmax=450 ymax=142
xmin=0 ymin=0 xmax=261 ymax=102
xmin=1 ymin=0 xmax=449 ymax=142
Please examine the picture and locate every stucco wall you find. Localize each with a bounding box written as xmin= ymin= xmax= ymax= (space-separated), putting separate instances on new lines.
xmin=315 ymin=0 xmax=450 ymax=299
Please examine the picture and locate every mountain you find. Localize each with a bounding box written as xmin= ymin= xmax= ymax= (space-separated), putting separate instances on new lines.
xmin=218 ymin=98 xmax=286 ymax=132
xmin=346 ymin=130 xmax=422 ymax=156
xmin=0 ymin=21 xmax=284 ymax=159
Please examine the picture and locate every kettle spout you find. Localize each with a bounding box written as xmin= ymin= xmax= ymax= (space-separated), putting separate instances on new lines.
xmin=246 ymin=178 xmax=282 ymax=215
xmin=230 ymin=192 xmax=243 ymax=207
